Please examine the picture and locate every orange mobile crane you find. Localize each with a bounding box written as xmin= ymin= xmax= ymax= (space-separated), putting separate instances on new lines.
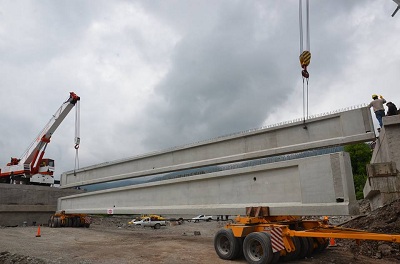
xmin=0 ymin=92 xmax=80 ymax=185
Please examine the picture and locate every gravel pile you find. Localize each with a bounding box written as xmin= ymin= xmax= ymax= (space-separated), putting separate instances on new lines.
xmin=0 ymin=251 xmax=47 ymax=264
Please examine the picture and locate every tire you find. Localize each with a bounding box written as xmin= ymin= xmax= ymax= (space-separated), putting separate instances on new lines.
xmin=314 ymin=238 xmax=329 ymax=253
xmin=60 ymin=217 xmax=65 ymax=227
xmin=154 ymin=223 xmax=161 ymax=229
xmin=49 ymin=217 xmax=54 ymax=228
xmin=235 ymin=236 xmax=244 ymax=259
xmin=292 ymin=237 xmax=302 ymax=259
xmin=243 ymin=232 xmax=273 ymax=264
xmin=305 ymin=237 xmax=314 ymax=257
xmin=214 ymin=229 xmax=243 ymax=260
xmin=281 ymin=237 xmax=301 ymax=262
xmin=74 ymin=217 xmax=80 ymax=227
xmin=297 ymin=237 xmax=310 ymax=259
xmin=54 ymin=217 xmax=60 ymax=228
xmin=320 ymin=238 xmax=329 ymax=252
xmin=271 ymin=252 xmax=281 ymax=264
xmin=66 ymin=218 xmax=71 ymax=227
xmin=79 ymin=218 xmax=84 ymax=227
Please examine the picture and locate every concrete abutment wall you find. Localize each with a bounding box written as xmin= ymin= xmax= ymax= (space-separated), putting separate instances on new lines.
xmin=364 ymin=115 xmax=400 ymax=210
xmin=0 ymin=184 xmax=82 ymax=226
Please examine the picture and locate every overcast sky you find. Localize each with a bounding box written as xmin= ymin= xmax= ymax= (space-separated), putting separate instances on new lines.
xmin=0 ymin=0 xmax=399 ymax=179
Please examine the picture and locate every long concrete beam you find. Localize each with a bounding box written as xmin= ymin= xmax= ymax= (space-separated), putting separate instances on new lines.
xmin=61 ymin=107 xmax=374 ymax=188
xmin=58 ymin=152 xmax=359 ymax=216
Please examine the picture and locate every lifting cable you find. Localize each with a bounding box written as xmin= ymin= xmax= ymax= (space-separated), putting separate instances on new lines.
xmin=74 ymin=100 xmax=80 ymax=176
xmin=299 ymin=0 xmax=311 ymax=127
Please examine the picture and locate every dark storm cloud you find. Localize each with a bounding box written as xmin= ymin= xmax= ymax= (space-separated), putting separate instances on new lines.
xmin=131 ymin=0 xmax=392 ymax=152
xmin=137 ymin=1 xmax=306 ymax=150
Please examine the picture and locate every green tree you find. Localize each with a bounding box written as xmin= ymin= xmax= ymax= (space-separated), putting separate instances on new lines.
xmin=344 ymin=143 xmax=372 ymax=200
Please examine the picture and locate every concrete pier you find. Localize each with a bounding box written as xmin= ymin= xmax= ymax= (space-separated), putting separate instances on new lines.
xmin=363 ymin=115 xmax=400 ymax=210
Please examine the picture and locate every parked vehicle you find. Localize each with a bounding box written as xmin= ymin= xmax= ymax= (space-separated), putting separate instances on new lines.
xmin=192 ymin=214 xmax=213 ymax=222
xmin=130 ymin=216 xmax=166 ymax=229
xmin=128 ymin=219 xmax=143 ymax=225
xmin=128 ymin=214 xmax=165 ymax=225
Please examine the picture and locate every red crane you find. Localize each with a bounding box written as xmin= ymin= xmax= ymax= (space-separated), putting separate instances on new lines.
xmin=0 ymin=92 xmax=80 ymax=185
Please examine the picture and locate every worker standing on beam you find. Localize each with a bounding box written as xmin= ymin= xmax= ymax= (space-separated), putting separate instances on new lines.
xmin=368 ymin=94 xmax=386 ymax=130
xmin=386 ymin=101 xmax=399 ymax=116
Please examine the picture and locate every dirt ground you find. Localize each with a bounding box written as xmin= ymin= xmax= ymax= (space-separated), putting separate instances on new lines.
xmin=1 ymin=200 xmax=400 ymax=264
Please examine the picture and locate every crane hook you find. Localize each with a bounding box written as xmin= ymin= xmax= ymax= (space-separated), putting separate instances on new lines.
xmin=299 ymin=50 xmax=311 ymax=79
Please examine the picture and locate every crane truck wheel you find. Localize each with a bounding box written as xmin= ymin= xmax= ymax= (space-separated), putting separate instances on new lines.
xmin=214 ymin=228 xmax=243 ymax=260
xmin=243 ymin=232 xmax=273 ymax=264
xmin=154 ymin=223 xmax=161 ymax=229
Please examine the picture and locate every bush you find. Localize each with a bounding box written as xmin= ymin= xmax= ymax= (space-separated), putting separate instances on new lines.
xmin=344 ymin=143 xmax=372 ymax=200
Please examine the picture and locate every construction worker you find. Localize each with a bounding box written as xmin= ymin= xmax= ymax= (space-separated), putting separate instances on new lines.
xmin=386 ymin=101 xmax=398 ymax=116
xmin=368 ymin=94 xmax=386 ymax=129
